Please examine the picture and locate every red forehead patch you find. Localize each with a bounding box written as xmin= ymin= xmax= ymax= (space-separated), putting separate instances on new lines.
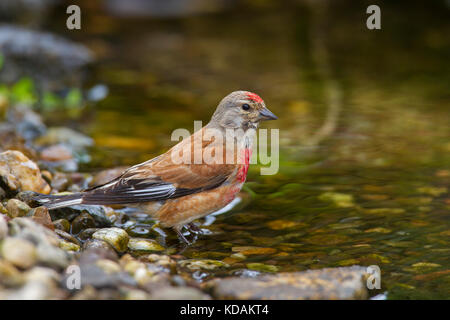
xmin=246 ymin=92 xmax=263 ymax=103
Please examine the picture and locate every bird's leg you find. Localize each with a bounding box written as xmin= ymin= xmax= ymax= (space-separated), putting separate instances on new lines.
xmin=174 ymin=227 xmax=191 ymax=245
xmin=186 ymin=222 xmax=203 ymax=234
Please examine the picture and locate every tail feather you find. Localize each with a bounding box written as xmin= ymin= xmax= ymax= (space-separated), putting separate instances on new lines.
xmin=34 ymin=193 xmax=83 ymax=209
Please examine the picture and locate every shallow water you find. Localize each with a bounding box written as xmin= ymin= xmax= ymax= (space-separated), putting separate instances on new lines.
xmin=48 ymin=1 xmax=449 ymax=298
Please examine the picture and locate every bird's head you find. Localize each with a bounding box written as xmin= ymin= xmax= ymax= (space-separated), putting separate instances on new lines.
xmin=210 ymin=91 xmax=277 ymax=130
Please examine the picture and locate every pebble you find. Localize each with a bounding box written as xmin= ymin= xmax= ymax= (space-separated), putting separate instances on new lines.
xmin=0 ymin=150 xmax=51 ymax=195
xmin=53 ymin=219 xmax=70 ymax=232
xmin=40 ymin=144 xmax=73 ymax=162
xmin=71 ymin=212 xmax=96 ymax=234
xmin=6 ymin=198 xmax=31 ymax=218
xmin=59 ymin=240 xmax=81 ymax=252
xmin=30 ymin=206 xmax=54 ymax=230
xmin=207 ymin=266 xmax=369 ymax=300
xmin=127 ymin=238 xmax=165 ymax=252
xmin=1 ymin=237 xmax=37 ymax=269
xmin=179 ymin=259 xmax=229 ymax=271
xmin=246 ymin=263 xmax=279 ymax=273
xmin=92 ymin=227 xmax=129 ymax=253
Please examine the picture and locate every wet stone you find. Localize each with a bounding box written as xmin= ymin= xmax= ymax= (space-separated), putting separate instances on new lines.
xmin=0 ymin=150 xmax=51 ymax=196
xmin=59 ymin=240 xmax=80 ymax=252
xmin=127 ymin=238 xmax=165 ymax=252
xmin=35 ymin=127 xmax=94 ymax=152
xmin=78 ymin=228 xmax=99 ymax=240
xmin=92 ymin=227 xmax=129 ymax=253
xmin=179 ymin=259 xmax=229 ymax=271
xmin=40 ymin=144 xmax=73 ymax=162
xmin=71 ymin=212 xmax=96 ymax=234
xmin=49 ymin=205 xmax=111 ymax=227
xmin=246 ymin=263 xmax=279 ymax=273
xmin=6 ymin=198 xmax=31 ymax=218
xmin=30 ymin=206 xmax=54 ymax=230
xmin=318 ymin=192 xmax=355 ymax=208
xmin=54 ymin=229 xmax=81 ymax=247
xmin=208 ymin=266 xmax=369 ymax=300
xmin=52 ymin=219 xmax=70 ymax=233
xmin=82 ymin=239 xmax=118 ymax=259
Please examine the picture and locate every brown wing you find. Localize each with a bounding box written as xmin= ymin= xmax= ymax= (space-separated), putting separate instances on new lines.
xmin=81 ymin=128 xmax=237 ymax=205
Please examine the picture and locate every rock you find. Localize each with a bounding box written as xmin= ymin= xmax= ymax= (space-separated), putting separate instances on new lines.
xmin=71 ymin=212 xmax=96 ymax=234
xmin=50 ymin=172 xmax=69 ymax=192
xmin=179 ymin=259 xmax=229 ymax=271
xmin=8 ymin=217 xmax=70 ymax=269
xmin=30 ymin=206 xmax=54 ymax=230
xmin=246 ymin=263 xmax=279 ymax=273
xmin=318 ymin=192 xmax=355 ymax=208
xmin=207 ymin=266 xmax=369 ymax=300
xmin=35 ymin=241 xmax=70 ymax=269
xmin=78 ymin=228 xmax=99 ymax=240
xmin=1 ymin=237 xmax=37 ymax=269
xmin=0 ymin=214 xmax=8 ymax=239
xmin=7 ymin=266 xmax=62 ymax=300
xmin=92 ymin=227 xmax=129 ymax=253
xmin=0 ymin=259 xmax=23 ymax=286
xmin=0 ymin=150 xmax=51 ymax=195
xmin=54 ymin=229 xmax=81 ymax=247
xmin=127 ymin=238 xmax=165 ymax=252
xmin=50 ymin=205 xmax=111 ymax=227
xmin=231 ymin=246 xmax=276 ymax=255
xmin=82 ymin=239 xmax=118 ymax=258
xmin=416 ymin=186 xmax=447 ymax=197
xmin=15 ymin=190 xmax=41 ymax=207
xmin=95 ymin=259 xmax=121 ymax=274
xmin=81 ymin=247 xmax=119 ymax=264
xmin=5 ymin=205 xmax=19 ymax=222
xmin=52 ymin=219 xmax=70 ymax=232
xmin=6 ymin=105 xmax=46 ymax=141
xmin=149 ymin=286 xmax=211 ymax=300
xmin=145 ymin=254 xmax=176 ymax=272
xmin=35 ymin=127 xmax=94 ymax=152
xmin=40 ymin=144 xmax=73 ymax=161
xmin=73 ymin=249 xmax=135 ymax=289
xmin=266 ymin=219 xmax=305 ymax=230
xmin=59 ymin=240 xmax=80 ymax=252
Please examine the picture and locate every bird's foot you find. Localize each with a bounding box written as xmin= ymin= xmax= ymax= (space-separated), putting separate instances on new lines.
xmin=174 ymin=228 xmax=192 ymax=245
xmin=186 ymin=222 xmax=203 ymax=235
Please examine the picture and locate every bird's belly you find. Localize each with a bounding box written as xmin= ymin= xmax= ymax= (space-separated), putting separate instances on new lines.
xmin=152 ymin=183 xmax=243 ymax=228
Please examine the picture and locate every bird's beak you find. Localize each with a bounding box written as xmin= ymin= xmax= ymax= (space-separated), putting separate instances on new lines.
xmin=259 ymin=107 xmax=278 ymax=121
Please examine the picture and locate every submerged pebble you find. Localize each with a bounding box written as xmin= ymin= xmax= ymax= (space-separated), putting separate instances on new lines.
xmin=92 ymin=227 xmax=129 ymax=253
xmin=127 ymin=238 xmax=165 ymax=252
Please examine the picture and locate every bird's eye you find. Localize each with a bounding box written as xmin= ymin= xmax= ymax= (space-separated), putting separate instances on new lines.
xmin=242 ymin=103 xmax=250 ymax=111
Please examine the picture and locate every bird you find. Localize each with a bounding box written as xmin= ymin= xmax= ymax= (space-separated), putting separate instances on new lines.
xmin=34 ymin=91 xmax=277 ymax=243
